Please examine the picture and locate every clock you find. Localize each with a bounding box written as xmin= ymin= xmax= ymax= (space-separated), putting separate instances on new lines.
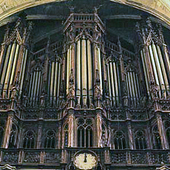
xmin=74 ymin=152 xmax=97 ymax=170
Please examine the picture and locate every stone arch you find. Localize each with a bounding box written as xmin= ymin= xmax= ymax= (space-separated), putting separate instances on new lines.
xmin=0 ymin=0 xmax=170 ymax=26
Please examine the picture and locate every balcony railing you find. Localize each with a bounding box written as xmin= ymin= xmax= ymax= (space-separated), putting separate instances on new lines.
xmin=1 ymin=148 xmax=170 ymax=167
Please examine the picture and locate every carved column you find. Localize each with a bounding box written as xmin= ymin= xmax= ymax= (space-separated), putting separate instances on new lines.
xmin=127 ymin=120 xmax=134 ymax=149
xmin=2 ymin=112 xmax=14 ymax=148
xmin=156 ymin=112 xmax=168 ymax=149
xmin=37 ymin=121 xmax=43 ymax=149
xmin=68 ymin=110 xmax=74 ymax=147
xmin=17 ymin=121 xmax=23 ymax=148
xmin=96 ymin=111 xmax=102 ymax=147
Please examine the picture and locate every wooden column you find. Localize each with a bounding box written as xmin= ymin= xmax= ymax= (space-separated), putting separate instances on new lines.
xmin=2 ymin=112 xmax=14 ymax=148
xmin=127 ymin=121 xmax=134 ymax=149
xmin=37 ymin=121 xmax=43 ymax=149
xmin=156 ymin=112 xmax=168 ymax=149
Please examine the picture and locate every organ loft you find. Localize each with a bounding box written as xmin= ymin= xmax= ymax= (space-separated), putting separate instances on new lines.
xmin=1 ymin=0 xmax=170 ymax=170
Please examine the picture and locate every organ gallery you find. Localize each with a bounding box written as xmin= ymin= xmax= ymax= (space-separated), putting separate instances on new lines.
xmin=1 ymin=0 xmax=170 ymax=169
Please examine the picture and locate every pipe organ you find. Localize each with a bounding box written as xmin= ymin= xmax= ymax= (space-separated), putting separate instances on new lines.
xmin=136 ymin=19 xmax=170 ymax=99
xmin=1 ymin=4 xmax=170 ymax=169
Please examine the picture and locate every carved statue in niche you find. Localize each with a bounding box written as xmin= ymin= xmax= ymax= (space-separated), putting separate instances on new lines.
xmin=94 ymin=70 xmax=102 ymax=100
xmin=150 ymin=81 xmax=159 ymax=99
xmin=68 ymin=69 xmax=75 ymax=98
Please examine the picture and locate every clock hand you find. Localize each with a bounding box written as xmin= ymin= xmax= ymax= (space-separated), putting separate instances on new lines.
xmin=84 ymin=153 xmax=87 ymax=162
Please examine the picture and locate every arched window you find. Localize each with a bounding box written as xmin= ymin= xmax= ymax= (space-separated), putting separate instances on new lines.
xmin=152 ymin=125 xmax=162 ymax=149
xmin=164 ymin=121 xmax=170 ymax=148
xmin=135 ymin=130 xmax=147 ymax=149
xmin=113 ymin=130 xmax=126 ymax=149
xmin=44 ymin=130 xmax=55 ymax=148
xmin=64 ymin=124 xmax=69 ymax=147
xmin=77 ymin=118 xmax=93 ymax=148
xmin=8 ymin=124 xmax=17 ymax=148
xmin=23 ymin=130 xmax=36 ymax=148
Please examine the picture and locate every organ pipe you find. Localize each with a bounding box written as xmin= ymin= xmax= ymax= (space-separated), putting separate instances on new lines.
xmin=76 ymin=40 xmax=81 ymax=105
xmin=82 ymin=39 xmax=87 ymax=105
xmin=87 ymin=40 xmax=92 ymax=103
xmin=157 ymin=46 xmax=169 ymax=91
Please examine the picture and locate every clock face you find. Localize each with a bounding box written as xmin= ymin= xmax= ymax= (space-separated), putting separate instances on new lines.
xmin=74 ymin=152 xmax=97 ymax=170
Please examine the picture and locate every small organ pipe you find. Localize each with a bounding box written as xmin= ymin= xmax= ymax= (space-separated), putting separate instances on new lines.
xmin=140 ymin=50 xmax=150 ymax=95
xmin=130 ymin=72 xmax=135 ymax=100
xmin=157 ymin=45 xmax=169 ymax=91
xmin=54 ymin=62 xmax=58 ymax=102
xmin=82 ymin=39 xmax=87 ymax=93
xmin=107 ymin=63 xmax=112 ymax=101
xmin=31 ymin=71 xmax=36 ymax=100
xmin=5 ymin=43 xmax=16 ymax=85
xmin=110 ymin=62 xmax=115 ymax=105
xmin=28 ymin=73 xmax=33 ymax=98
xmin=113 ymin=62 xmax=119 ymax=104
xmin=10 ymin=44 xmax=19 ymax=85
xmin=87 ymin=40 xmax=92 ymax=103
xmin=36 ymin=72 xmax=41 ymax=103
xmin=98 ymin=47 xmax=102 ymax=92
xmin=51 ymin=62 xmax=54 ymax=98
xmin=1 ymin=44 xmax=12 ymax=85
xmin=34 ymin=71 xmax=39 ymax=102
xmin=162 ymin=45 xmax=170 ymax=77
xmin=148 ymin=45 xmax=160 ymax=86
xmin=19 ymin=48 xmax=25 ymax=84
xmin=127 ymin=73 xmax=132 ymax=99
xmin=57 ymin=63 xmax=61 ymax=103
xmin=66 ymin=48 xmax=70 ymax=94
xmin=82 ymin=39 xmax=87 ymax=105
xmin=19 ymin=48 xmax=28 ymax=96
xmin=136 ymin=73 xmax=141 ymax=97
xmin=117 ymin=63 xmax=121 ymax=101
xmin=77 ymin=40 xmax=81 ymax=104
xmin=152 ymin=43 xmax=165 ymax=89
xmin=48 ymin=62 xmax=52 ymax=98
xmin=133 ymin=72 xmax=138 ymax=99
xmin=142 ymin=49 xmax=150 ymax=85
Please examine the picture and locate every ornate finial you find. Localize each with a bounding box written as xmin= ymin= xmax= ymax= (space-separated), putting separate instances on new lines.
xmin=69 ymin=6 xmax=75 ymax=13
xmin=146 ymin=17 xmax=152 ymax=29
xmin=117 ymin=36 xmax=122 ymax=52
